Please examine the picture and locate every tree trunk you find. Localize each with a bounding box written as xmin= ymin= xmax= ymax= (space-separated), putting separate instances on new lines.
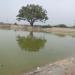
xmin=30 ymin=21 xmax=34 ymax=27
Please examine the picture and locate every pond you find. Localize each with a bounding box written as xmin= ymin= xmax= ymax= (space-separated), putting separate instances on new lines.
xmin=0 ymin=29 xmax=75 ymax=75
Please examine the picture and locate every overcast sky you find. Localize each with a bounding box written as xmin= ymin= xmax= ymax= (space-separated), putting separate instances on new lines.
xmin=0 ymin=0 xmax=75 ymax=25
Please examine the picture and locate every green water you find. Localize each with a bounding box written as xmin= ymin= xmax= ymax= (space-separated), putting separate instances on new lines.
xmin=0 ymin=29 xmax=75 ymax=75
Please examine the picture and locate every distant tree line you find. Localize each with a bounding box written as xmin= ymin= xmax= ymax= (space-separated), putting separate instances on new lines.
xmin=53 ymin=24 xmax=67 ymax=28
xmin=52 ymin=24 xmax=75 ymax=28
xmin=33 ymin=24 xmax=75 ymax=28
xmin=40 ymin=24 xmax=75 ymax=28
xmin=1 ymin=22 xmax=75 ymax=28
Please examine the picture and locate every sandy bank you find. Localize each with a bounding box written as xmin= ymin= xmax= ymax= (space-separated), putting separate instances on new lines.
xmin=0 ymin=24 xmax=75 ymax=33
xmin=22 ymin=56 xmax=75 ymax=75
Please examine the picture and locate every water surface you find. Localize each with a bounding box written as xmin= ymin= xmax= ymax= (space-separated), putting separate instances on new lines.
xmin=0 ymin=30 xmax=75 ymax=75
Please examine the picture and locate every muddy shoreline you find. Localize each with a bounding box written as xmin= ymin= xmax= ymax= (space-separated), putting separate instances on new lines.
xmin=0 ymin=24 xmax=75 ymax=33
xmin=22 ymin=56 xmax=75 ymax=75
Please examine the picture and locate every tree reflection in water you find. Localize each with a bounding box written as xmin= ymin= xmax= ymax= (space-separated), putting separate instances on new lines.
xmin=16 ymin=32 xmax=46 ymax=52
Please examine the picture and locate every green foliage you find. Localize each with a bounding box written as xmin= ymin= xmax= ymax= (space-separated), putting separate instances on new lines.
xmin=17 ymin=4 xmax=48 ymax=26
xmin=16 ymin=34 xmax=46 ymax=52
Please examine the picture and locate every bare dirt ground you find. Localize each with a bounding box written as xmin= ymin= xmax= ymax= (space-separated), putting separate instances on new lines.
xmin=0 ymin=24 xmax=75 ymax=33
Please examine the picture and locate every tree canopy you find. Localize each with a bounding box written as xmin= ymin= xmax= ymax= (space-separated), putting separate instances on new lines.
xmin=17 ymin=4 xmax=48 ymax=26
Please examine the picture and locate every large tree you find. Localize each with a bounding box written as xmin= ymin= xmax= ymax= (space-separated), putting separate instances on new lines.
xmin=17 ymin=4 xmax=48 ymax=26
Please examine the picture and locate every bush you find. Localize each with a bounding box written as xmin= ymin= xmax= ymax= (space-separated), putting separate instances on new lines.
xmin=54 ymin=24 xmax=67 ymax=28
xmin=41 ymin=25 xmax=52 ymax=28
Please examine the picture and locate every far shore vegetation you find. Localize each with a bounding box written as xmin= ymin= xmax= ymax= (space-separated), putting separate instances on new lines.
xmin=0 ymin=22 xmax=75 ymax=29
